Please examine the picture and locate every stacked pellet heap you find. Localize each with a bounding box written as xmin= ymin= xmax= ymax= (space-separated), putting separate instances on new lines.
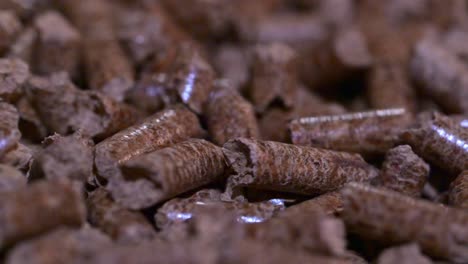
xmin=0 ymin=0 xmax=467 ymax=263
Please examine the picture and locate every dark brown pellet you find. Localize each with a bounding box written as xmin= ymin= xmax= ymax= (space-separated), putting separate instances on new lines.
xmin=206 ymin=80 xmax=260 ymax=145
xmin=401 ymin=112 xmax=468 ymax=174
xmin=59 ymin=0 xmax=134 ymax=102
xmin=410 ymin=38 xmax=468 ymax=114
xmin=367 ymin=61 xmax=417 ymax=113
xmin=448 ymin=170 xmax=468 ymax=209
xmin=26 ymin=72 xmax=141 ymax=139
xmin=155 ymin=189 xmax=284 ymax=229
xmin=33 ymin=11 xmax=80 ymax=78
xmin=376 ymin=243 xmax=432 ymax=264
xmin=113 ymin=139 xmax=226 ymax=209
xmin=299 ymin=27 xmax=373 ymax=91
xmin=87 ymin=188 xmax=156 ymax=244
xmin=0 ymin=58 xmax=29 ymax=103
xmin=30 ymin=133 xmax=94 ymax=183
xmin=0 ymin=143 xmax=34 ymax=173
xmin=6 ymin=27 xmax=37 ymax=65
xmin=280 ymin=191 xmax=344 ymax=216
xmin=94 ymin=105 xmax=204 ymax=181
xmin=0 ymin=165 xmax=26 ymax=193
xmin=0 ymin=102 xmax=21 ymax=159
xmin=342 ymin=183 xmax=468 ymax=262
xmin=0 ymin=10 xmax=22 ymax=54
xmin=6 ymin=226 xmax=112 ymax=264
xmin=250 ymin=42 xmax=298 ymax=113
xmin=222 ymin=138 xmax=378 ymax=197
xmin=0 ymin=180 xmax=86 ymax=249
xmin=290 ymin=108 xmax=413 ymax=156
xmin=168 ymin=43 xmax=215 ymax=114
xmin=379 ymin=145 xmax=429 ymax=197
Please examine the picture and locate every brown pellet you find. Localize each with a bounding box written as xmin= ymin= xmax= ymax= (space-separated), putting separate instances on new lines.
xmin=379 ymin=145 xmax=430 ymax=197
xmin=448 ymin=170 xmax=468 ymax=209
xmin=15 ymin=97 xmax=47 ymax=142
xmin=0 ymin=58 xmax=29 ymax=103
xmin=0 ymin=143 xmax=34 ymax=173
xmin=30 ymin=133 xmax=94 ymax=183
xmin=299 ymin=27 xmax=373 ymax=91
xmin=281 ymin=191 xmax=344 ymax=216
xmin=33 ymin=11 xmax=80 ymax=77
xmin=26 ymin=72 xmax=141 ymax=139
xmin=168 ymin=43 xmax=215 ymax=114
xmin=341 ymin=183 xmax=468 ymax=262
xmin=222 ymin=138 xmax=378 ymax=197
xmin=206 ymin=80 xmax=260 ymax=145
xmin=87 ymin=188 xmax=156 ymax=244
xmin=0 ymin=102 xmax=21 ymax=159
xmin=377 ymin=243 xmax=432 ymax=264
xmin=250 ymin=42 xmax=298 ymax=113
xmin=0 ymin=180 xmax=86 ymax=249
xmin=367 ymin=61 xmax=417 ymax=113
xmin=401 ymin=112 xmax=468 ymax=174
xmin=290 ymin=108 xmax=413 ymax=156
xmin=213 ymin=45 xmax=251 ymax=91
xmin=113 ymin=139 xmax=226 ymax=209
xmin=0 ymin=10 xmax=22 ymax=54
xmin=59 ymin=0 xmax=134 ymax=102
xmin=6 ymin=27 xmax=37 ymax=65
xmin=0 ymin=165 xmax=26 ymax=193
xmin=410 ymin=38 xmax=468 ymax=114
xmin=155 ymin=189 xmax=284 ymax=229
xmin=6 ymin=226 xmax=112 ymax=264
xmin=94 ymin=105 xmax=204 ymax=181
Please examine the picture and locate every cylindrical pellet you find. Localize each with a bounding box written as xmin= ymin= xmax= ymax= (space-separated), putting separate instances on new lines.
xmin=0 ymin=102 xmax=21 ymax=159
xmin=222 ymin=138 xmax=379 ymax=197
xmin=376 ymin=243 xmax=432 ymax=264
xmin=401 ymin=112 xmax=468 ymax=175
xmin=410 ymin=38 xmax=468 ymax=114
xmin=0 ymin=180 xmax=86 ymax=248
xmin=0 ymin=58 xmax=29 ymax=103
xmin=290 ymin=108 xmax=413 ymax=156
xmin=342 ymin=183 xmax=468 ymax=262
xmin=0 ymin=11 xmax=22 ymax=54
xmin=250 ymin=42 xmax=298 ymax=113
xmin=378 ymin=145 xmax=429 ymax=197
xmin=205 ymin=80 xmax=260 ymax=145
xmin=87 ymin=188 xmax=156 ymax=244
xmin=114 ymin=139 xmax=227 ymax=209
xmin=6 ymin=227 xmax=112 ymax=264
xmin=94 ymin=105 xmax=204 ymax=180
xmin=280 ymin=191 xmax=344 ymax=216
xmin=0 ymin=164 xmax=26 ymax=193
xmin=449 ymin=170 xmax=468 ymax=209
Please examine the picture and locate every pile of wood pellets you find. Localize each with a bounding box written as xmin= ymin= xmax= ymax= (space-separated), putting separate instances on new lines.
xmin=0 ymin=0 xmax=467 ymax=263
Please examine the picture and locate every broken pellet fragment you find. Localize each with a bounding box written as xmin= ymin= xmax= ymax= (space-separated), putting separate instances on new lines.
xmin=0 ymin=164 xmax=26 ymax=193
xmin=290 ymin=108 xmax=413 ymax=156
xmin=401 ymin=112 xmax=468 ymax=174
xmin=449 ymin=170 xmax=468 ymax=209
xmin=378 ymin=145 xmax=429 ymax=197
xmin=299 ymin=27 xmax=373 ymax=90
xmin=0 ymin=180 xmax=86 ymax=249
xmin=250 ymin=42 xmax=298 ymax=112
xmin=410 ymin=38 xmax=468 ymax=114
xmin=206 ymin=80 xmax=260 ymax=145
xmin=0 ymin=10 xmax=22 ymax=54
xmin=168 ymin=43 xmax=215 ymax=114
xmin=26 ymin=72 xmax=141 ymax=139
xmin=94 ymin=105 xmax=204 ymax=181
xmin=114 ymin=139 xmax=226 ymax=209
xmin=87 ymin=188 xmax=156 ymax=244
xmin=341 ymin=183 xmax=468 ymax=262
xmin=33 ymin=11 xmax=80 ymax=77
xmin=155 ymin=189 xmax=284 ymax=229
xmin=0 ymin=58 xmax=29 ymax=103
xmin=30 ymin=133 xmax=94 ymax=183
xmin=6 ymin=226 xmax=112 ymax=264
xmin=0 ymin=102 xmax=21 ymax=159
xmin=223 ymin=138 xmax=378 ymax=197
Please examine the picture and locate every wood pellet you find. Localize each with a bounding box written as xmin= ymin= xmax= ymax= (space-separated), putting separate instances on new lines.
xmin=0 ymin=1 xmax=467 ymax=263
